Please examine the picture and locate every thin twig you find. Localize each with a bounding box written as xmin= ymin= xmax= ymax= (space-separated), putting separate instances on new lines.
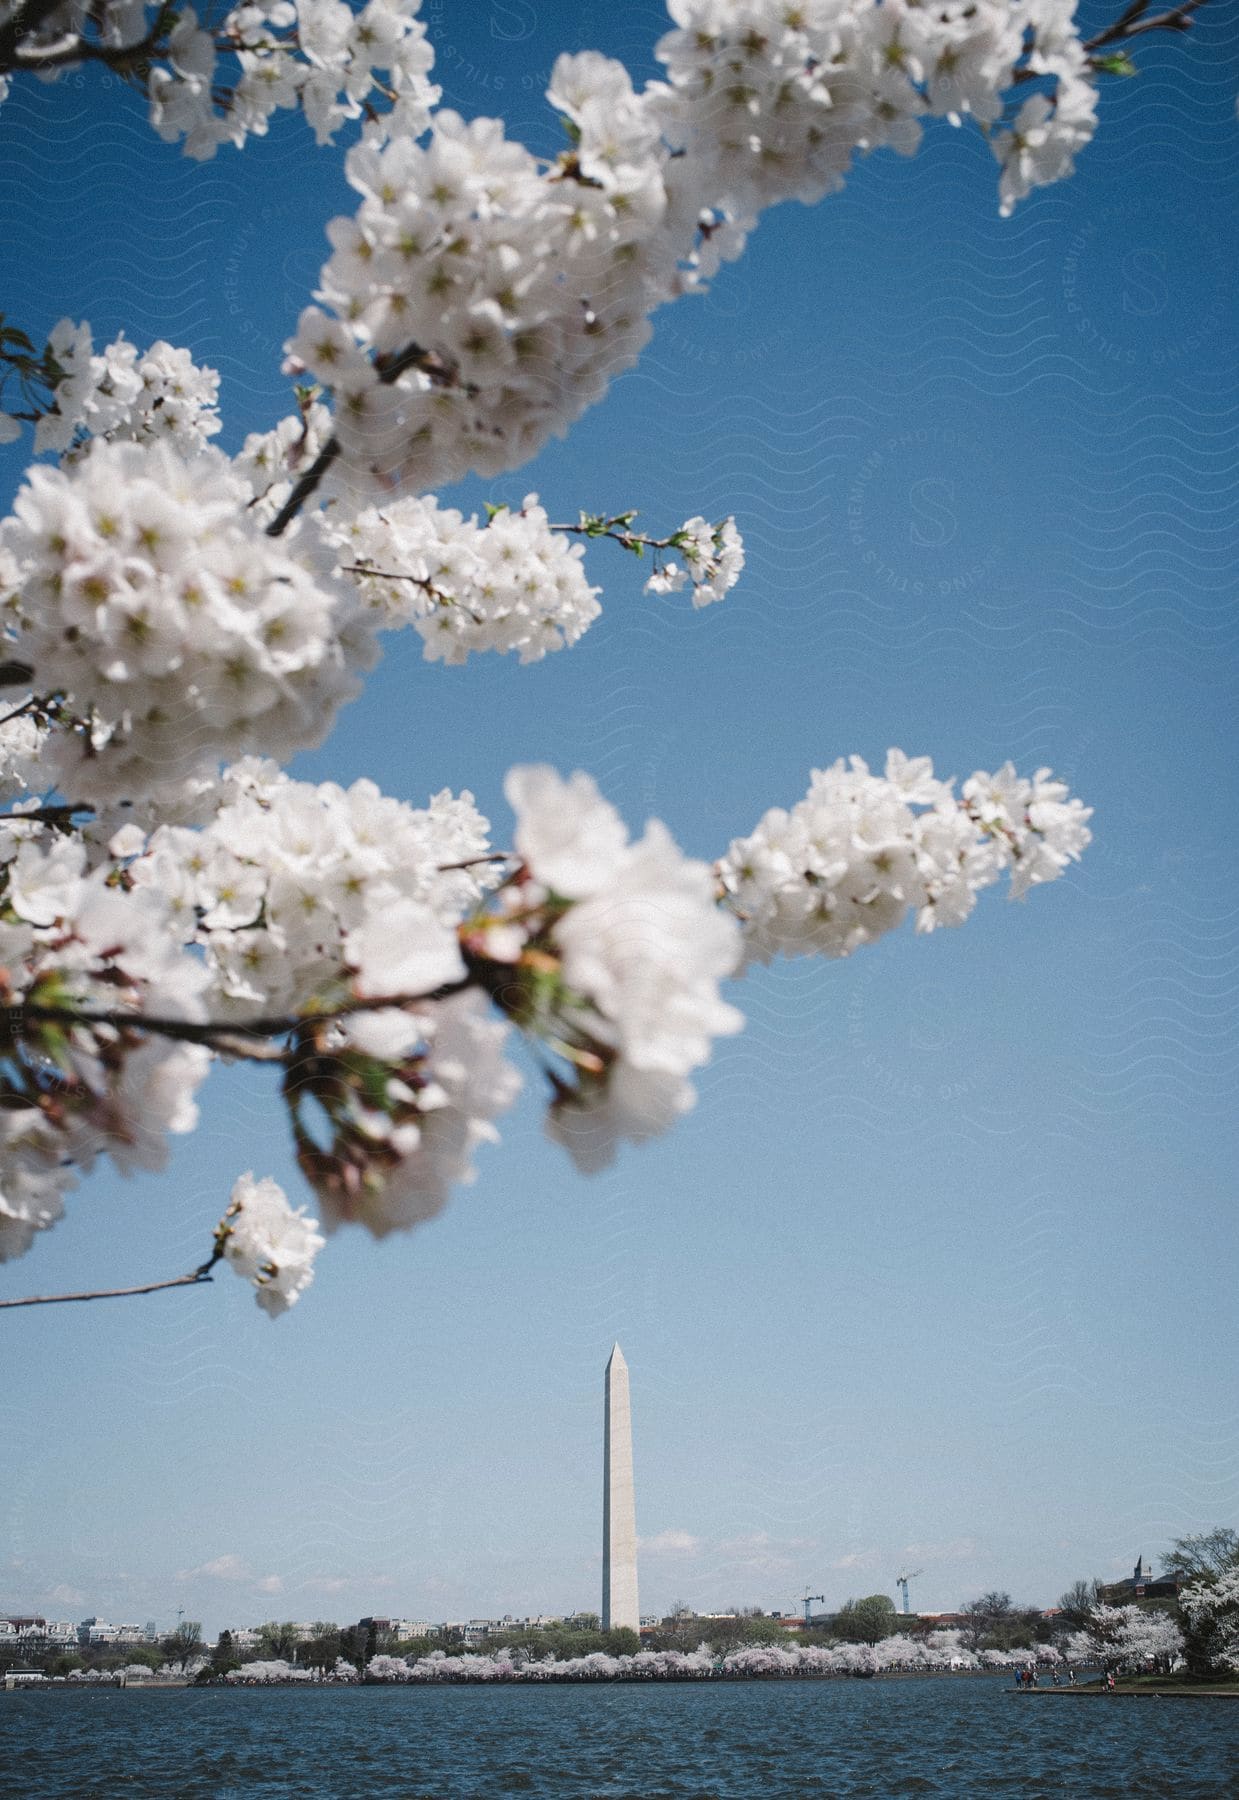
xmin=264 ymin=435 xmax=342 ymax=539
xmin=12 ymin=18 xmax=167 ymax=69
xmin=266 ymin=341 xmax=468 ymax=537
xmin=437 ymin=852 xmax=516 ymax=872
xmin=1083 ymin=0 xmax=1204 ymax=52
xmin=0 ymin=693 xmax=43 ymax=731
xmin=341 ymin=563 xmax=452 ymax=602
xmin=16 ymin=980 xmax=475 ymax=1051
xmin=0 ymin=804 xmax=89 ymax=825
xmin=0 ymin=1250 xmax=221 ymax=1309
xmin=0 ymin=0 xmax=65 ymax=72
xmin=548 ymin=523 xmax=678 ymax=551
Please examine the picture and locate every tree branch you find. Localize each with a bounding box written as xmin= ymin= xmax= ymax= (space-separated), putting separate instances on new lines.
xmin=0 ymin=0 xmax=65 ymax=73
xmin=0 ymin=1249 xmax=221 ymax=1309
xmin=0 ymin=804 xmax=89 ymax=825
xmin=15 ymin=980 xmax=477 ymax=1054
xmin=265 ymin=340 xmax=470 ymax=537
xmin=549 ymin=521 xmax=679 ymax=552
xmin=264 ymin=435 xmax=342 ymax=539
xmin=437 ymin=851 xmax=515 ymax=872
xmin=341 ymin=562 xmax=456 ymax=608
xmin=11 ymin=16 xmax=168 ymax=70
xmin=1083 ymin=0 xmax=1205 ymax=53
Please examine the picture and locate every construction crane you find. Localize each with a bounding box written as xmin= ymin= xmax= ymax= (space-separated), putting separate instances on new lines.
xmin=895 ymin=1570 xmax=922 ymax=1615
xmin=802 ymin=1591 xmax=826 ymax=1629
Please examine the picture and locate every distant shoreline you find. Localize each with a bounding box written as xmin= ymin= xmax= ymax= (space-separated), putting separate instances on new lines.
xmin=18 ymin=1670 xmax=1231 ymax=1696
xmin=1011 ymin=1687 xmax=1239 ymax=1700
xmin=13 ymin=1667 xmax=1235 ymax=1698
xmin=4 ymin=1670 xmax=1001 ymax=1694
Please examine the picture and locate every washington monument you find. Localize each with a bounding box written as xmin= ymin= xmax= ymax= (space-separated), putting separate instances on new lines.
xmin=602 ymin=1342 xmax=639 ymax=1632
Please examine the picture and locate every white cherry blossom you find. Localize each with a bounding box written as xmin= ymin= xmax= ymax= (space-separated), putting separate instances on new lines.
xmin=720 ymin=750 xmax=1092 ymax=963
xmin=0 ymin=440 xmax=375 ymax=802
xmin=221 ymin=1171 xmax=325 ymax=1314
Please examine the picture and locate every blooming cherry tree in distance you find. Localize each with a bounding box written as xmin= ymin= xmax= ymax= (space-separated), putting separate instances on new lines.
xmin=0 ymin=0 xmax=1205 ymax=1314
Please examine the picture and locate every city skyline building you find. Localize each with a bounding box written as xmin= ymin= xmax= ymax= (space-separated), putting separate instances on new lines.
xmin=602 ymin=1342 xmax=639 ymax=1632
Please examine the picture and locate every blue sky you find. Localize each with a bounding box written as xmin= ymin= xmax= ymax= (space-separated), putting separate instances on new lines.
xmin=1 ymin=1 xmax=1237 ymax=1636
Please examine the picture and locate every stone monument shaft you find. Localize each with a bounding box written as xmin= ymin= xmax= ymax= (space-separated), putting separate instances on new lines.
xmin=602 ymin=1342 xmax=639 ymax=1632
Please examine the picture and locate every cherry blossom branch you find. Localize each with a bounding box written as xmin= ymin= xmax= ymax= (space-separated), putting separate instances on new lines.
xmin=548 ymin=513 xmax=681 ymax=554
xmin=341 ymin=563 xmax=468 ymax=618
xmin=437 ymin=851 xmax=515 ymax=872
xmin=13 ymin=981 xmax=478 ymax=1057
xmin=0 ymin=666 xmax=37 ymax=699
xmin=1083 ymin=0 xmax=1205 ymax=55
xmin=0 ymin=804 xmax=87 ymax=825
xmin=0 ymin=1247 xmax=222 ymax=1309
xmin=0 ymin=0 xmax=64 ymax=73
xmin=265 ymin=341 xmax=474 ymax=538
xmin=9 ymin=13 xmax=171 ymax=71
xmin=0 ymin=694 xmax=45 ymax=733
xmin=263 ymin=435 xmax=342 ymax=538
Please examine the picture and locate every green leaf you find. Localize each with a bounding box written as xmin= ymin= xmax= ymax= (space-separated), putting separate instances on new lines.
xmin=1095 ymin=52 xmax=1138 ymax=76
xmin=484 ymin=501 xmax=508 ymax=521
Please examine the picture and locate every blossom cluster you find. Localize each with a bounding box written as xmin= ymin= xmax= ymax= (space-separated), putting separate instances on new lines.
xmin=1065 ymin=1603 xmax=1184 ymax=1669
xmin=287 ymin=89 xmax=673 ymax=495
xmin=225 ymin=1658 xmax=340 ymax=1682
xmin=1180 ymin=1571 xmax=1239 ymax=1675
xmin=219 ymin=1172 xmax=325 ymax=1315
xmin=128 ymin=761 xmax=521 ymax=1236
xmin=31 ymin=320 xmax=222 ymax=459
xmin=0 ymin=709 xmax=48 ymax=807
xmin=328 ymin=494 xmax=603 ymax=663
xmin=497 ymin=766 xmax=743 ymax=1173
xmin=644 ymin=516 xmax=744 ymax=607
xmin=0 ymin=0 xmax=439 ymax=160
xmin=57 ymin=1666 xmax=153 ymax=1684
xmin=719 ymin=750 xmax=1092 ymax=965
xmin=290 ymin=1632 xmax=1067 ymax=1684
xmin=129 ymin=758 xmax=489 ymax=1016
xmin=0 ymin=440 xmax=373 ymax=803
xmin=0 ymin=743 xmax=1090 ymax=1283
xmin=153 ymin=0 xmax=438 ymax=159
xmin=651 ymin=0 xmax=1099 ymax=225
xmin=0 ymin=829 xmax=209 ymax=1261
xmin=293 ymin=2 xmax=1098 ymax=498
xmin=233 ymin=401 xmax=337 ymax=525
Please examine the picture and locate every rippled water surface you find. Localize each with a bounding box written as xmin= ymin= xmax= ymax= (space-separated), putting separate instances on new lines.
xmin=5 ymin=1677 xmax=1239 ymax=1798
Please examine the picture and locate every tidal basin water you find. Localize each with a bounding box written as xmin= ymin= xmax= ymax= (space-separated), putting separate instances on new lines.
xmin=5 ymin=1676 xmax=1239 ymax=1799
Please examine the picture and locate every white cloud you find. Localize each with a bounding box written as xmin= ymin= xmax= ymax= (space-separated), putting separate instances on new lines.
xmin=639 ymin=1529 xmax=701 ymax=1556
xmin=48 ymin=1583 xmax=85 ymax=1607
xmin=712 ymin=1530 xmax=817 ymax=1578
xmin=830 ymin=1550 xmax=880 ymax=1571
xmin=177 ymin=1554 xmax=252 ymax=1583
xmin=717 ymin=1531 xmax=773 ymax=1554
xmin=174 ymin=1555 xmax=282 ymax=1592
